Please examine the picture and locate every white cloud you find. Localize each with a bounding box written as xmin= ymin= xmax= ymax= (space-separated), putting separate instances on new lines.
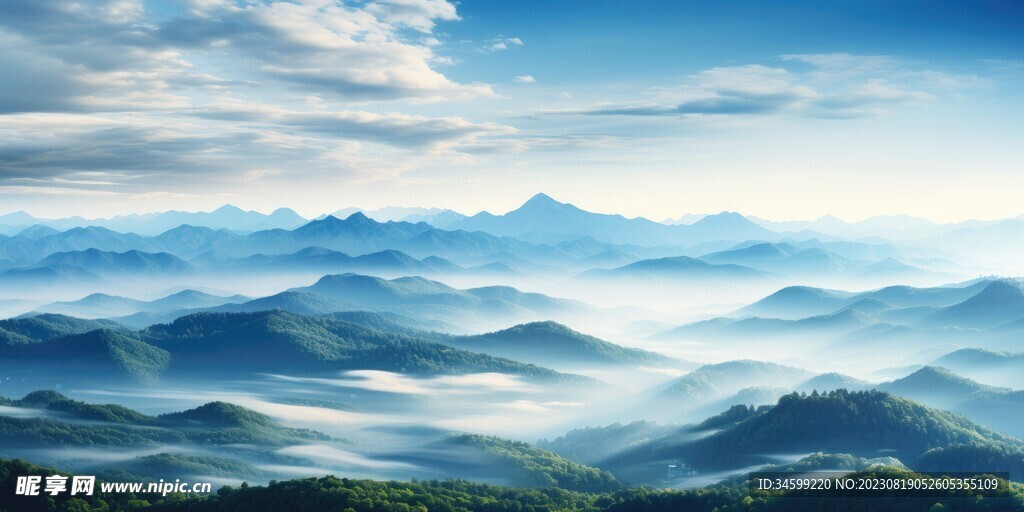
xmin=0 ymin=0 xmax=490 ymax=105
xmin=482 ymin=37 xmax=524 ymax=53
xmin=268 ymin=371 xmax=542 ymax=396
xmin=365 ymin=0 xmax=460 ymax=33
xmin=192 ymin=101 xmax=517 ymax=150
xmin=513 ymin=75 xmax=536 ymax=83
xmin=560 ymin=55 xmax=965 ymax=119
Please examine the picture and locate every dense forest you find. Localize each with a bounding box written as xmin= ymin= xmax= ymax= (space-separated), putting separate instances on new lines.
xmin=0 ymin=391 xmax=326 ymax=448
xmin=3 ymin=457 xmax=1022 ymax=512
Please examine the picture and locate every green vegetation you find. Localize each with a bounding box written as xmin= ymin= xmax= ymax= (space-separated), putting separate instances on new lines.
xmin=0 ymin=329 xmax=170 ymax=384
xmin=0 ymin=391 xmax=326 ymax=448
xmin=691 ymin=404 xmax=770 ymax=432
xmin=919 ymin=442 xmax=1024 ymax=482
xmin=443 ymin=434 xmax=622 ymax=493
xmin=156 ymin=402 xmax=276 ymax=429
xmin=0 ymin=314 xmax=123 ymax=345
xmin=114 ymin=453 xmax=263 ymax=480
xmin=3 ymin=456 xmax=1023 ymax=512
xmin=684 ymin=390 xmax=1022 ymax=469
xmin=8 ymin=390 xmax=154 ymax=424
xmin=447 ymin=321 xmax=674 ymax=367
xmin=538 ymin=421 xmax=679 ymax=466
xmin=142 ymin=310 xmax=581 ymax=380
xmin=660 ymin=360 xmax=810 ymax=400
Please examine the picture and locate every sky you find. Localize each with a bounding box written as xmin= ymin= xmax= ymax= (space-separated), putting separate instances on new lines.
xmin=0 ymin=0 xmax=1022 ymax=222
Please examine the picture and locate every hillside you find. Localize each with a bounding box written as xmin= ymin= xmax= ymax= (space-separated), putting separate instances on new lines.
xmin=877 ymin=366 xmax=1024 ymax=437
xmin=290 ymin=273 xmax=588 ymax=329
xmin=682 ymin=390 xmax=1020 ymax=469
xmin=0 ymin=314 xmax=124 ymax=344
xmin=0 ymin=329 xmax=169 ymax=384
xmin=796 ymin=372 xmax=872 ymax=392
xmin=735 ymin=286 xmax=853 ymax=319
xmin=1 ymin=390 xmax=154 ymax=424
xmin=877 ymin=366 xmax=1002 ymax=402
xmin=921 ymin=280 xmax=1024 ymax=329
xmin=38 ymin=248 xmax=194 ymax=276
xmin=659 ymin=360 xmax=811 ymax=402
xmin=537 ymin=421 xmax=679 ymax=466
xmin=0 ymin=392 xmax=326 ymax=448
xmin=445 ymin=321 xmax=677 ymax=368
xmin=932 ymin=348 xmax=1024 ymax=386
xmin=577 ymin=256 xmax=767 ymax=283
xmin=435 ymin=434 xmax=621 ymax=492
xmin=2 ymin=455 xmax=1019 ymax=512
xmin=141 ymin=310 xmax=577 ymax=380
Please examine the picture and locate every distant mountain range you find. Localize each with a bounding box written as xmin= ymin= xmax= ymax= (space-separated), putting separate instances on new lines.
xmin=0 ymin=310 xmax=594 ymax=386
xmin=595 ymin=390 xmax=1024 ymax=484
xmin=878 ymin=366 xmax=1024 ymax=437
xmin=34 ymin=289 xmax=249 ymax=319
xmin=573 ymin=256 xmax=771 ymax=286
xmin=27 ymin=272 xmax=597 ymax=332
xmin=0 ymin=205 xmax=308 ymax=236
xmin=3 ymin=197 xmax=1022 ymax=274
xmin=449 ymin=193 xmax=781 ymax=246
xmin=658 ymin=360 xmax=812 ymax=403
xmin=330 ymin=207 xmax=466 ymax=228
xmin=735 ymin=280 xmax=994 ymax=319
xmin=654 ymin=280 xmax=1024 ymax=366
xmin=438 ymin=321 xmax=687 ymax=370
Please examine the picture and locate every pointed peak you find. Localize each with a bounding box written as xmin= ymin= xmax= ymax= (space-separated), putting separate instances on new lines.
xmin=213 ymin=204 xmax=246 ymax=214
xmin=345 ymin=211 xmax=373 ymax=222
xmin=520 ymin=192 xmax=565 ymax=208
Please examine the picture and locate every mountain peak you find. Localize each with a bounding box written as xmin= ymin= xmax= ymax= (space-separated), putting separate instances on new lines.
xmin=213 ymin=204 xmax=246 ymax=214
xmin=524 ymin=192 xmax=558 ymax=205
xmin=514 ymin=193 xmax=571 ymax=213
xmin=345 ymin=211 xmax=372 ymax=222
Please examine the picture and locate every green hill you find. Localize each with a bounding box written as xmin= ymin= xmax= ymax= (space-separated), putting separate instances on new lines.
xmin=446 ymin=321 xmax=677 ymax=368
xmin=537 ymin=421 xmax=679 ymax=466
xmin=0 ymin=392 xmax=326 ymax=448
xmin=0 ymin=314 xmax=124 ymax=344
xmin=1 ymin=455 xmax=1022 ymax=512
xmin=440 ymin=434 xmax=621 ymax=493
xmin=110 ymin=453 xmax=263 ymax=480
xmin=659 ymin=360 xmax=811 ymax=401
xmin=157 ymin=401 xmax=276 ymax=429
xmin=142 ymin=310 xmax=578 ymax=380
xmin=5 ymin=390 xmax=154 ymax=424
xmin=0 ymin=329 xmax=169 ymax=384
xmin=683 ymin=390 xmax=1021 ymax=469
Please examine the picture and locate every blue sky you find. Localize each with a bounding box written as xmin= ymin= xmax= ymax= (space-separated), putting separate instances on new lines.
xmin=0 ymin=0 xmax=1021 ymax=222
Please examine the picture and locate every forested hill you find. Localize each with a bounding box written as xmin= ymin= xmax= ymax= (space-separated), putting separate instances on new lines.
xmin=2 ymin=456 xmax=1022 ymax=512
xmin=141 ymin=310 xmax=587 ymax=381
xmin=683 ymin=390 xmax=1021 ymax=469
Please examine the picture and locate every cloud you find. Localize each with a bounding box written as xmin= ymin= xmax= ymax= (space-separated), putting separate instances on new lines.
xmin=277 ymin=444 xmax=418 ymax=471
xmin=513 ymin=75 xmax=536 ymax=83
xmin=557 ymin=56 xmax=965 ymax=119
xmin=0 ymin=111 xmax=427 ymax=191
xmin=365 ymin=0 xmax=460 ymax=33
xmin=482 ymin=37 xmax=524 ymax=52
xmin=0 ymin=0 xmax=490 ymax=105
xmin=268 ymin=371 xmax=542 ymax=396
xmin=190 ymin=102 xmax=517 ymax=150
